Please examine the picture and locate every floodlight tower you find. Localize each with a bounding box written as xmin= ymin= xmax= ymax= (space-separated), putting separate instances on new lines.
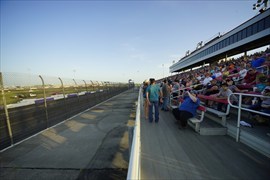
xmin=253 ymin=0 xmax=269 ymax=13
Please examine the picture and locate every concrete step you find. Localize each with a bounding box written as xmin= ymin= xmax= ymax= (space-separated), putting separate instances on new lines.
xmin=229 ymin=107 xmax=250 ymax=119
xmin=200 ymin=127 xmax=227 ymax=135
xmin=188 ymin=118 xmax=227 ymax=136
xmin=227 ymin=123 xmax=270 ymax=158
xmin=204 ymin=113 xmax=226 ymax=126
xmin=198 ymin=102 xmax=270 ymax=157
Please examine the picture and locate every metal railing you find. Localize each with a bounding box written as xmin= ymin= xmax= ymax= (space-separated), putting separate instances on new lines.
xmin=228 ymin=92 xmax=270 ymax=142
xmin=169 ymin=84 xmax=204 ymax=108
xmin=127 ymin=87 xmax=141 ymax=180
xmin=256 ymin=64 xmax=269 ymax=75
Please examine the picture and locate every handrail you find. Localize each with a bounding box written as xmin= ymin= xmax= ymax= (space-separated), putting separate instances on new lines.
xmin=127 ymin=88 xmax=141 ymax=180
xmin=256 ymin=64 xmax=269 ymax=75
xmin=169 ymin=87 xmax=191 ymax=106
xmin=169 ymin=85 xmax=204 ymax=107
xmin=228 ymin=92 xmax=270 ymax=142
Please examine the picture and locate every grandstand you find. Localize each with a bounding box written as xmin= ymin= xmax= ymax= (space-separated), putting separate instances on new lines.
xmin=170 ymin=8 xmax=270 ymax=72
xmin=161 ymin=8 xmax=270 ymax=157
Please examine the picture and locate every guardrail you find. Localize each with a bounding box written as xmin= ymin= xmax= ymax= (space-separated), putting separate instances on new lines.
xmin=169 ymin=85 xmax=204 ymax=108
xmin=169 ymin=87 xmax=191 ymax=107
xmin=256 ymin=64 xmax=269 ymax=75
xmin=228 ymin=93 xmax=270 ymax=142
xmin=127 ymin=87 xmax=141 ymax=180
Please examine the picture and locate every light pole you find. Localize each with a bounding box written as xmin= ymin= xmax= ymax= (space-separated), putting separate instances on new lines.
xmin=73 ymin=69 xmax=76 ymax=79
xmin=27 ymin=68 xmax=31 ymax=89
xmin=162 ymin=64 xmax=164 ymax=79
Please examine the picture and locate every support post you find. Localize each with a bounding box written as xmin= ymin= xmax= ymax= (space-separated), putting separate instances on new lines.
xmin=39 ymin=75 xmax=49 ymax=128
xmin=236 ymin=94 xmax=242 ymax=142
xmin=0 ymin=72 xmax=13 ymax=145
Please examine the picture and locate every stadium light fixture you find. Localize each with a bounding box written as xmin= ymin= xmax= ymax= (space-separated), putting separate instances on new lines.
xmin=185 ymin=50 xmax=190 ymax=56
xmin=196 ymin=41 xmax=203 ymax=49
xmin=253 ymin=0 xmax=268 ymax=12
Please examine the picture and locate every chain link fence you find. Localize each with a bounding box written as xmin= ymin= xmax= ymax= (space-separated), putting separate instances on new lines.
xmin=0 ymin=72 xmax=134 ymax=150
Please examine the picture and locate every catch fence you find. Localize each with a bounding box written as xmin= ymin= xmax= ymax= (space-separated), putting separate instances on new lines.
xmin=0 ymin=72 xmax=134 ymax=150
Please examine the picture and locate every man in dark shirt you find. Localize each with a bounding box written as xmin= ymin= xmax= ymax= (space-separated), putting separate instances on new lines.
xmin=161 ymin=79 xmax=170 ymax=111
xmin=242 ymin=68 xmax=261 ymax=85
xmin=204 ymin=79 xmax=219 ymax=96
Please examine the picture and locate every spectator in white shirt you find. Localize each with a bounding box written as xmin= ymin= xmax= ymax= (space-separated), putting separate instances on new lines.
xmin=202 ymin=73 xmax=213 ymax=86
xmin=238 ymin=65 xmax=248 ymax=80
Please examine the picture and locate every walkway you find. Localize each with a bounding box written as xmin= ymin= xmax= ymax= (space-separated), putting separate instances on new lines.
xmin=0 ymin=89 xmax=138 ymax=180
xmin=140 ymin=101 xmax=270 ymax=179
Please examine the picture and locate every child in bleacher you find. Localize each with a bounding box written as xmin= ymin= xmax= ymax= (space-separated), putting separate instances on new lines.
xmin=226 ymin=78 xmax=248 ymax=93
xmin=254 ymin=75 xmax=268 ymax=93
xmin=208 ymin=83 xmax=237 ymax=111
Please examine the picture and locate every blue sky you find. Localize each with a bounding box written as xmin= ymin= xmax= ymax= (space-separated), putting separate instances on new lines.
xmin=0 ymin=0 xmax=260 ymax=83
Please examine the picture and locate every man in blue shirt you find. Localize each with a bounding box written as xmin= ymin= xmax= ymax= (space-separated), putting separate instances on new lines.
xmin=178 ymin=90 xmax=200 ymax=128
xmin=251 ymin=56 xmax=265 ymax=68
xmin=146 ymin=78 xmax=162 ymax=123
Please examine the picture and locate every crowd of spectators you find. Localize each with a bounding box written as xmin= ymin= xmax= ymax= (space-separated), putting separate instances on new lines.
xmin=159 ymin=48 xmax=270 ymax=127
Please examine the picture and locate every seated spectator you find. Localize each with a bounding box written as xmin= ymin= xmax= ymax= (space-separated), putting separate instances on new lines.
xmin=237 ymin=68 xmax=262 ymax=90
xmin=192 ymin=79 xmax=204 ymax=91
xmin=173 ymin=90 xmax=200 ymax=129
xmin=208 ymin=83 xmax=237 ymax=111
xmin=263 ymin=53 xmax=270 ymax=67
xmin=251 ymin=55 xmax=265 ymax=69
xmin=180 ymin=78 xmax=187 ymax=87
xmin=248 ymin=86 xmax=270 ymax=126
xmin=238 ymin=64 xmax=248 ymax=80
xmin=221 ymin=64 xmax=226 ymax=72
xmin=193 ymin=79 xmax=201 ymax=86
xmin=214 ymin=69 xmax=222 ymax=79
xmin=204 ymin=79 xmax=219 ymax=95
xmin=261 ymin=86 xmax=270 ymax=112
xmin=211 ymin=73 xmax=216 ymax=79
xmin=226 ymin=78 xmax=248 ymax=93
xmin=195 ymin=73 xmax=202 ymax=81
xmin=222 ymin=67 xmax=230 ymax=77
xmin=185 ymin=77 xmax=193 ymax=87
xmin=210 ymin=68 xmax=215 ymax=76
xmin=254 ymin=74 xmax=269 ymax=92
xmin=202 ymin=73 xmax=213 ymax=86
xmin=228 ymin=62 xmax=235 ymax=71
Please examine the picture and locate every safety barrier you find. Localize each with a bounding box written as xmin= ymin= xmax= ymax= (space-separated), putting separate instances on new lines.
xmin=127 ymin=87 xmax=141 ymax=179
xmin=228 ymin=93 xmax=270 ymax=142
xmin=256 ymin=64 xmax=269 ymax=75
